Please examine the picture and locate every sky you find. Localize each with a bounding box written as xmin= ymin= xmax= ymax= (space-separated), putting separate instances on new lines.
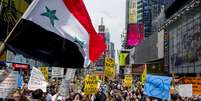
xmin=83 ymin=0 xmax=126 ymax=50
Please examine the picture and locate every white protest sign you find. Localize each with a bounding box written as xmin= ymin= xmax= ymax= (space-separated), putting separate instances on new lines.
xmin=178 ymin=84 xmax=192 ymax=97
xmin=59 ymin=79 xmax=70 ymax=97
xmin=65 ymin=68 xmax=76 ymax=80
xmin=28 ymin=67 xmax=47 ymax=92
xmin=0 ymin=71 xmax=18 ymax=98
xmin=52 ymin=67 xmax=64 ymax=78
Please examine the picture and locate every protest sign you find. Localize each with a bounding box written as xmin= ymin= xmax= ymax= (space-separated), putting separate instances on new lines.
xmin=104 ymin=57 xmax=115 ymax=79
xmin=28 ymin=67 xmax=47 ymax=92
xmin=144 ymin=74 xmax=172 ymax=100
xmin=39 ymin=67 xmax=48 ymax=81
xmin=123 ymin=74 xmax=133 ymax=87
xmin=59 ymin=79 xmax=70 ymax=97
xmin=0 ymin=71 xmax=18 ymax=98
xmin=65 ymin=68 xmax=76 ymax=80
xmin=178 ymin=84 xmax=192 ymax=97
xmin=84 ymin=75 xmax=99 ymax=94
xmin=52 ymin=67 xmax=64 ymax=78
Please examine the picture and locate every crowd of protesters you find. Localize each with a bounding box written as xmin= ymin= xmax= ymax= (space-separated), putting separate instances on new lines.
xmin=0 ymin=76 xmax=198 ymax=101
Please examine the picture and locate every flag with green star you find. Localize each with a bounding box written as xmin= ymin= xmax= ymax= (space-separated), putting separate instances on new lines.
xmin=41 ymin=6 xmax=59 ymax=27
xmin=6 ymin=0 xmax=106 ymax=68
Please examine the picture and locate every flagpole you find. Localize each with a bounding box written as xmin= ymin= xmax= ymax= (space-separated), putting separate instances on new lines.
xmin=0 ymin=17 xmax=22 ymax=54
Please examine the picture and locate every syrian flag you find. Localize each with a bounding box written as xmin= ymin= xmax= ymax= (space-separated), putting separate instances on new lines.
xmin=5 ymin=0 xmax=106 ymax=68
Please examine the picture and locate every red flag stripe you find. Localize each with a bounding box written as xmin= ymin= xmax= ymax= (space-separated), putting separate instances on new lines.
xmin=63 ymin=0 xmax=106 ymax=62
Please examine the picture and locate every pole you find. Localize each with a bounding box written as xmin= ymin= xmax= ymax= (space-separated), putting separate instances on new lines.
xmin=0 ymin=17 xmax=22 ymax=54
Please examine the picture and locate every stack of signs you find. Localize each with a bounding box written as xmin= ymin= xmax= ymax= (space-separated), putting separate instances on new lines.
xmin=0 ymin=71 xmax=18 ymax=98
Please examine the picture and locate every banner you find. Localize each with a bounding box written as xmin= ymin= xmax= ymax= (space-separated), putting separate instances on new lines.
xmin=65 ymin=68 xmax=76 ymax=80
xmin=144 ymin=74 xmax=172 ymax=100
xmin=127 ymin=23 xmax=144 ymax=46
xmin=119 ymin=51 xmax=129 ymax=66
xmin=39 ymin=67 xmax=48 ymax=81
xmin=84 ymin=75 xmax=99 ymax=94
xmin=0 ymin=71 xmax=18 ymax=98
xmin=123 ymin=74 xmax=133 ymax=87
xmin=28 ymin=67 xmax=48 ymax=92
xmin=119 ymin=52 xmax=129 ymax=66
xmin=104 ymin=57 xmax=115 ymax=79
xmin=180 ymin=77 xmax=201 ymax=95
xmin=178 ymin=84 xmax=192 ymax=97
xmin=52 ymin=67 xmax=64 ymax=78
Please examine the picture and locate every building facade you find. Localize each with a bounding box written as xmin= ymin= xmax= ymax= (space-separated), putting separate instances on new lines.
xmin=129 ymin=0 xmax=167 ymax=74
xmin=163 ymin=0 xmax=201 ymax=75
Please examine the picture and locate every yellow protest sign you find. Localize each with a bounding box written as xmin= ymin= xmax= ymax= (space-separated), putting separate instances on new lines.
xmin=84 ymin=75 xmax=99 ymax=95
xmin=39 ymin=67 xmax=48 ymax=81
xmin=104 ymin=57 xmax=115 ymax=79
xmin=123 ymin=74 xmax=133 ymax=87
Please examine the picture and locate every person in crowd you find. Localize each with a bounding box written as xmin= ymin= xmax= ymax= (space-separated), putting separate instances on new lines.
xmin=12 ymin=89 xmax=21 ymax=101
xmin=71 ymin=93 xmax=82 ymax=101
xmin=30 ymin=89 xmax=44 ymax=101
xmin=94 ymin=88 xmax=107 ymax=101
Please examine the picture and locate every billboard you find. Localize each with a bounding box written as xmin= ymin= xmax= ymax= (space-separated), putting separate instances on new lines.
xmin=127 ymin=23 xmax=144 ymax=46
xmin=128 ymin=0 xmax=137 ymax=23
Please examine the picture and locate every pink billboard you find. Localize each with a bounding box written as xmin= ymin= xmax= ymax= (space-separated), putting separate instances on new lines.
xmin=127 ymin=23 xmax=144 ymax=46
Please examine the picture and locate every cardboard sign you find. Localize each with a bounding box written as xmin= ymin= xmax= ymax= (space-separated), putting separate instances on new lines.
xmin=84 ymin=75 xmax=98 ymax=94
xmin=104 ymin=57 xmax=115 ymax=79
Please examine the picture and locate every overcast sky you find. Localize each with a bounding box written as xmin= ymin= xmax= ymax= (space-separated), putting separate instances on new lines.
xmin=84 ymin=0 xmax=126 ymax=50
